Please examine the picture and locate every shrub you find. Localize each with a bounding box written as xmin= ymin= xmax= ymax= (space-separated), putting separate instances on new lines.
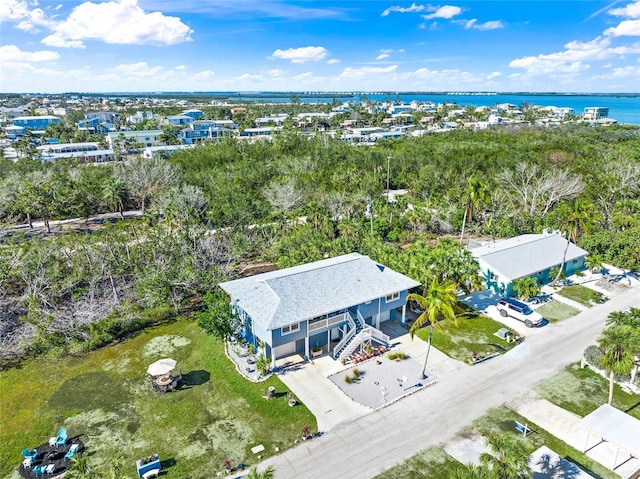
xmin=583 ymin=345 xmax=602 ymax=368
xmin=344 ymin=374 xmax=352 ymax=384
xmin=352 ymin=368 xmax=360 ymax=378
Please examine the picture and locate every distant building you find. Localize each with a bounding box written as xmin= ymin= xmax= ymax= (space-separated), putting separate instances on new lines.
xmin=583 ymin=107 xmax=609 ymax=121
xmin=107 ymin=130 xmax=164 ymax=149
xmin=179 ymin=120 xmax=233 ymax=144
xmin=12 ymin=115 xmax=60 ymax=130
xmin=37 ymin=142 xmax=114 ymax=162
xmin=165 ymin=115 xmax=194 ymax=126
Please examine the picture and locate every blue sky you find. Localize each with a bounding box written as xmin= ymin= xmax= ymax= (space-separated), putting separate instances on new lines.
xmin=1 ymin=0 xmax=640 ymax=93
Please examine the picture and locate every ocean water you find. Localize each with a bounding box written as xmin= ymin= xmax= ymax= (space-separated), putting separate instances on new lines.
xmin=219 ymin=92 xmax=640 ymax=125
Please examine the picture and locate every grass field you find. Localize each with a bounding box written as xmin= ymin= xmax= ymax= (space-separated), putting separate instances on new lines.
xmin=416 ymin=313 xmax=519 ymax=363
xmin=557 ymin=285 xmax=603 ymax=307
xmin=372 ymin=446 xmax=461 ymax=479
xmin=536 ymin=300 xmax=580 ymax=322
xmin=0 ymin=319 xmax=315 ymax=478
xmin=534 ymin=363 xmax=640 ymax=419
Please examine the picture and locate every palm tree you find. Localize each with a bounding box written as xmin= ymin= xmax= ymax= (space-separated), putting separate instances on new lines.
xmin=552 ymin=198 xmax=594 ymax=285
xmin=450 ymin=462 xmax=490 ymax=479
xmin=407 ymin=279 xmax=459 ymax=379
xmin=585 ymin=254 xmax=604 ymax=273
xmin=597 ymin=325 xmax=640 ymax=405
xmin=606 ymin=308 xmax=640 ymax=329
xmin=460 ymin=175 xmax=489 ymax=244
xmin=513 ymin=277 xmax=541 ymax=301
xmin=245 ymin=465 xmax=275 ymax=479
xmin=102 ymin=177 xmax=129 ymax=219
xmin=480 ymin=433 xmax=532 ymax=479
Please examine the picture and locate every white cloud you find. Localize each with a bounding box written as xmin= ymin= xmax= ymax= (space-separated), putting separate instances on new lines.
xmin=176 ymin=65 xmax=187 ymax=70
xmin=508 ymin=36 xmax=640 ymax=75
xmin=609 ymin=1 xmax=640 ymax=18
xmin=326 ymin=58 xmax=341 ymax=64
xmin=486 ymin=71 xmax=502 ymax=79
xmin=269 ymin=69 xmax=286 ymax=76
xmin=193 ymin=70 xmax=215 ymax=80
xmin=270 ymin=46 xmax=329 ymax=63
xmin=376 ymin=53 xmax=390 ymax=60
xmin=293 ymin=72 xmax=323 ymax=84
xmin=1 ymin=0 xmax=57 ymax=34
xmin=381 ymin=3 xmax=425 ymax=16
xmin=44 ymin=0 xmax=193 ymax=47
xmin=605 ymin=19 xmax=640 ymax=36
xmin=230 ymin=73 xmax=265 ymax=83
xmin=338 ymin=65 xmax=398 ymax=79
xmin=115 ymin=61 xmax=162 ymax=77
xmin=41 ymin=35 xmax=85 ymax=48
xmin=0 ymin=44 xmax=59 ymax=62
xmin=460 ymin=19 xmax=504 ymax=30
xmin=422 ymin=5 xmax=462 ymax=20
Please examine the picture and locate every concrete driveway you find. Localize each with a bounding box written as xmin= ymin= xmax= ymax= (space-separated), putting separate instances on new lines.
xmin=277 ymin=354 xmax=371 ymax=432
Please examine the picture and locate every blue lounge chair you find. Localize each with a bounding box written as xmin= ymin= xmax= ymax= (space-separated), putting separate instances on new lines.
xmin=64 ymin=443 xmax=80 ymax=461
xmin=22 ymin=448 xmax=38 ymax=459
xmin=55 ymin=428 xmax=67 ymax=447
xmin=33 ymin=465 xmax=46 ymax=477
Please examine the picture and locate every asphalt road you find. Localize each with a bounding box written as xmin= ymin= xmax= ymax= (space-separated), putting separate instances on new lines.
xmin=258 ymin=285 xmax=640 ymax=479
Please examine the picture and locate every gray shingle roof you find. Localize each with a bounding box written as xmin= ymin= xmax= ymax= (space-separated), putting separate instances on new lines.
xmin=219 ymin=253 xmax=420 ymax=331
xmin=471 ymin=233 xmax=588 ymax=281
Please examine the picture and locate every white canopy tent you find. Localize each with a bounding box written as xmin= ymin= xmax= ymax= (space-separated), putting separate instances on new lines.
xmin=579 ymin=404 xmax=640 ymax=471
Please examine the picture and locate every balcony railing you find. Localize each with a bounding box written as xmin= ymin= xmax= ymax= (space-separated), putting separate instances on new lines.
xmin=308 ymin=312 xmax=348 ymax=333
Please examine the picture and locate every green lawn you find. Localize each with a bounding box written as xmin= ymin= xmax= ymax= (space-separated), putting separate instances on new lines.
xmin=0 ymin=319 xmax=316 ymax=478
xmin=557 ymin=285 xmax=603 ymax=307
xmin=471 ymin=406 xmax=618 ymax=479
xmin=536 ymin=300 xmax=580 ymax=322
xmin=372 ymin=446 xmax=461 ymax=479
xmin=416 ymin=313 xmax=519 ymax=363
xmin=534 ymin=363 xmax=640 ymax=419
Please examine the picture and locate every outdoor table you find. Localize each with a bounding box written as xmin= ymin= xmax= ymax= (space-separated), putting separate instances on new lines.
xmin=156 ymin=376 xmax=171 ymax=386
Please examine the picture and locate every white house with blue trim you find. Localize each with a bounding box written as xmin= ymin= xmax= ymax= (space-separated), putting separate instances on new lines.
xmin=471 ymin=231 xmax=588 ymax=296
xmin=219 ymin=253 xmax=420 ymax=369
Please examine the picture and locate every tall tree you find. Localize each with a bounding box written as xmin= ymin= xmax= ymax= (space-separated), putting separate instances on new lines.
xmin=102 ymin=177 xmax=129 ymax=219
xmin=407 ymin=279 xmax=459 ymax=379
xmin=460 ymin=175 xmax=489 ymax=244
xmin=119 ymin=156 xmax=180 ymax=213
xmin=597 ymin=325 xmax=640 ymax=405
xmin=551 ymin=198 xmax=594 ymax=285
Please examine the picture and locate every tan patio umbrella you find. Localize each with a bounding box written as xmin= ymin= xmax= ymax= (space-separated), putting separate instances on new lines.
xmin=147 ymin=358 xmax=177 ymax=376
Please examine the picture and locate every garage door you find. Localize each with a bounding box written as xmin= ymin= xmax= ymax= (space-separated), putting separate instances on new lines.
xmin=274 ymin=342 xmax=296 ymax=358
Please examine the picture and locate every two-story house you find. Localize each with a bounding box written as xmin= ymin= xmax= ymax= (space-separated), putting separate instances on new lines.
xmin=219 ymin=253 xmax=420 ymax=369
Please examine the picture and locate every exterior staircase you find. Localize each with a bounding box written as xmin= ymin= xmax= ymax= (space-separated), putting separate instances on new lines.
xmin=334 ymin=311 xmax=390 ymax=361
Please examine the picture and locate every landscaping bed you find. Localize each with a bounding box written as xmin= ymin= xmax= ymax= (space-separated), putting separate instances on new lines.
xmin=0 ymin=319 xmax=315 ymax=478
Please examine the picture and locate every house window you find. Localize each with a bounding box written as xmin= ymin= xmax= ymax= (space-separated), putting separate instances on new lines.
xmin=489 ymin=272 xmax=498 ymax=282
xmin=385 ymin=292 xmax=399 ymax=303
xmin=572 ymin=259 xmax=578 ymax=264
xmin=281 ymin=323 xmax=300 ymax=335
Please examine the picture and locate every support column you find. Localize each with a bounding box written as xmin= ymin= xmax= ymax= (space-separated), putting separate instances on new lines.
xmin=271 ymin=348 xmax=277 ymax=371
xmin=305 ymin=336 xmax=309 ymax=359
xmin=401 ymin=304 xmax=407 ymax=326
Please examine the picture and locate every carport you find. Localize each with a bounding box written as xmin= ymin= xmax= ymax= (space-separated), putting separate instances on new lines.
xmin=579 ymin=404 xmax=640 ymax=472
